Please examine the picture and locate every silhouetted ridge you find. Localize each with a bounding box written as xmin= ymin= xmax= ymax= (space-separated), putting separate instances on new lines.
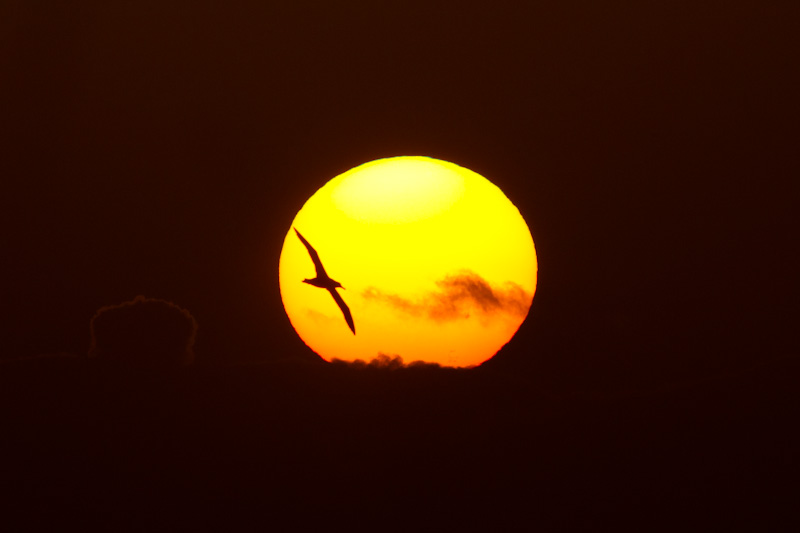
xmin=89 ymin=295 xmax=198 ymax=367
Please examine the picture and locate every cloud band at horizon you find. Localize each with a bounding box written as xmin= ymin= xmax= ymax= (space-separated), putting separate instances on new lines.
xmin=279 ymin=156 xmax=537 ymax=368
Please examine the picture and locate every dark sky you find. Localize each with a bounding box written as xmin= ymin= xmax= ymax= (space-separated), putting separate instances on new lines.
xmin=2 ymin=1 xmax=797 ymax=388
xmin=2 ymin=2 xmax=799 ymax=528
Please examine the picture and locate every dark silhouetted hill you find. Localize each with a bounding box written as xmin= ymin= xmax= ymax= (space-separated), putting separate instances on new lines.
xmin=89 ymin=296 xmax=198 ymax=368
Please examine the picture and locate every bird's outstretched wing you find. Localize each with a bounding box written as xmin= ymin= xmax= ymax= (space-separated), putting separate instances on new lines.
xmin=328 ymin=288 xmax=356 ymax=335
xmin=294 ymin=228 xmax=328 ymax=278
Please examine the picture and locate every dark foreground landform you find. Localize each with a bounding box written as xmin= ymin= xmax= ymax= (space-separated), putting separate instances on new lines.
xmin=1 ymin=353 xmax=797 ymax=530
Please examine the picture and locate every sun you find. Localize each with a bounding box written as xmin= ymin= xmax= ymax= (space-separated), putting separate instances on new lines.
xmin=278 ymin=156 xmax=537 ymax=368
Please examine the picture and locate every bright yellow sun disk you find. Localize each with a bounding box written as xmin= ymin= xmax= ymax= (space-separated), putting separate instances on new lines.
xmin=279 ymin=156 xmax=537 ymax=367
xmin=331 ymin=157 xmax=466 ymax=224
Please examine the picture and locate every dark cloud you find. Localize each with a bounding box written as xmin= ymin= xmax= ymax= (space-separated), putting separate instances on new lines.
xmin=331 ymin=354 xmax=442 ymax=370
xmin=89 ymin=295 xmax=198 ymax=367
xmin=362 ymin=270 xmax=531 ymax=324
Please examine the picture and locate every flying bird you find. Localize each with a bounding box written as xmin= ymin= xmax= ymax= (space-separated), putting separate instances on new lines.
xmin=294 ymin=228 xmax=356 ymax=334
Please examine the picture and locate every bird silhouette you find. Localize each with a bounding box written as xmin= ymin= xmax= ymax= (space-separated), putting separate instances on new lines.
xmin=294 ymin=227 xmax=356 ymax=334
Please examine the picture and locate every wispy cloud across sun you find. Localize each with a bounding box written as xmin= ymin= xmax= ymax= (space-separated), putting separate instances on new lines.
xmin=362 ymin=270 xmax=531 ymax=324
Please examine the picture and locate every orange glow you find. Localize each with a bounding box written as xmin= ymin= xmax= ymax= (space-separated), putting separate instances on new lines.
xmin=279 ymin=156 xmax=537 ymax=367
